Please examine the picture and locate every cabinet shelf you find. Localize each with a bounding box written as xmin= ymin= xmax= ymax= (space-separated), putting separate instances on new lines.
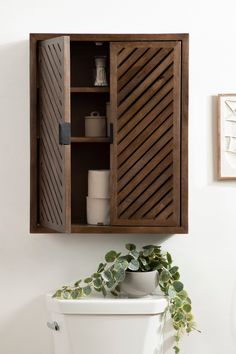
xmin=71 ymin=87 xmax=109 ymax=93
xmin=71 ymin=137 xmax=110 ymax=143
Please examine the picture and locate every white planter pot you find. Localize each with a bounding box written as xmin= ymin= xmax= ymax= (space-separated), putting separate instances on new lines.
xmin=86 ymin=196 xmax=110 ymax=225
xmin=88 ymin=170 xmax=110 ymax=198
xmin=120 ymin=271 xmax=159 ymax=298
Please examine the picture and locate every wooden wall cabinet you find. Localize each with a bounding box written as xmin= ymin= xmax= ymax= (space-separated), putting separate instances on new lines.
xmin=30 ymin=33 xmax=188 ymax=234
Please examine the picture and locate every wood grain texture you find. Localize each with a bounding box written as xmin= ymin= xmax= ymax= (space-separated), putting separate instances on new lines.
xmin=110 ymin=41 xmax=181 ymax=226
xmin=30 ymin=35 xmax=38 ymax=232
xmin=38 ymin=36 xmax=71 ymax=232
xmin=30 ymin=33 xmax=189 ymax=234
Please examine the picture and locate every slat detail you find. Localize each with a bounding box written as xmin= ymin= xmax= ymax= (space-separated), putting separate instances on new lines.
xmin=39 ymin=36 xmax=70 ymax=232
xmin=111 ymin=42 xmax=181 ymax=226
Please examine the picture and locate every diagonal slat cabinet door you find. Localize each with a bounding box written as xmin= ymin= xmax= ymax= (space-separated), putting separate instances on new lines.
xmin=110 ymin=41 xmax=181 ymax=226
xmin=38 ymin=36 xmax=71 ymax=232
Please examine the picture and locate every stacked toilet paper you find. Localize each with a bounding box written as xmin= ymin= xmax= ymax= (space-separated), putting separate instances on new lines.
xmin=86 ymin=170 xmax=110 ymax=225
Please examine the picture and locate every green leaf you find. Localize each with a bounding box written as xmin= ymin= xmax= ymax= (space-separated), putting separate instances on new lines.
xmin=53 ymin=290 xmax=62 ymax=298
xmin=130 ymin=249 xmax=139 ymax=259
xmin=63 ymin=291 xmax=70 ymax=299
xmin=114 ymin=268 xmax=126 ymax=282
xmin=84 ymin=277 xmax=93 ymax=283
xmin=93 ymin=272 xmax=100 ymax=278
xmin=128 ymin=259 xmax=140 ymax=271
xmin=105 ymin=251 xmax=117 ymax=263
xmin=186 ymin=326 xmax=192 ymax=333
xmin=174 ymin=334 xmax=180 ymax=342
xmin=106 ymin=279 xmax=115 ymax=289
xmin=114 ymin=259 xmax=129 ymax=271
xmin=173 ymin=281 xmax=184 ymax=293
xmin=142 ymin=245 xmax=156 ymax=250
xmin=143 ymin=247 xmax=154 ymax=257
xmin=101 ymin=287 xmax=107 ymax=297
xmin=97 ymin=263 xmax=106 ymax=273
xmin=160 ymin=270 xmax=170 ymax=282
xmin=173 ymin=272 xmax=180 ymax=280
xmin=102 ymin=270 xmax=113 ymax=282
xmin=83 ymin=285 xmax=92 ymax=296
xmin=178 ymin=290 xmax=188 ymax=299
xmin=140 ymin=257 xmax=147 ymax=266
xmin=169 ymin=266 xmax=179 ymax=275
xmin=168 ymin=285 xmax=177 ymax=299
xmin=183 ymin=304 xmax=192 ymax=313
xmin=186 ymin=313 xmax=193 ymax=321
xmin=71 ymin=289 xmax=79 ymax=299
xmin=166 ymin=252 xmax=172 ymax=264
xmin=173 ymin=346 xmax=180 ymax=354
xmin=155 ymin=263 xmax=164 ymax=270
xmin=74 ymin=279 xmax=82 ymax=287
xmin=125 ymin=243 xmax=136 ymax=251
xmin=93 ymin=278 xmax=102 ymax=288
xmin=174 ymin=311 xmax=185 ymax=322
xmin=111 ymin=290 xmax=119 ymax=297
xmin=174 ymin=297 xmax=182 ymax=308
xmin=186 ymin=297 xmax=192 ymax=304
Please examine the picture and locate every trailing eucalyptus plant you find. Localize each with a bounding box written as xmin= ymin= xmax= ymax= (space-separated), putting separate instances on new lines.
xmin=53 ymin=244 xmax=199 ymax=354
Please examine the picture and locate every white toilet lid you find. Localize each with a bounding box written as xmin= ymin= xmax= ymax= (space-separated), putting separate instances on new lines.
xmin=46 ymin=294 xmax=168 ymax=315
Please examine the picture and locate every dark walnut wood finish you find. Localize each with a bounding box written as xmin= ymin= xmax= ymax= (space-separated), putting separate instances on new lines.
xmin=30 ymin=33 xmax=189 ymax=234
xmin=38 ymin=36 xmax=71 ymax=232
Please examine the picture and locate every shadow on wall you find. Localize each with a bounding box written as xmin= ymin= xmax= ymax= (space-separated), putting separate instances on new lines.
xmin=230 ymin=278 xmax=236 ymax=349
xmin=0 ymin=296 xmax=53 ymax=354
xmin=0 ymin=40 xmax=29 ymax=98
xmin=211 ymin=95 xmax=218 ymax=182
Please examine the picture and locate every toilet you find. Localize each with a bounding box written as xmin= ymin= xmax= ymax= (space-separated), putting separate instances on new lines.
xmin=46 ymin=294 xmax=168 ymax=354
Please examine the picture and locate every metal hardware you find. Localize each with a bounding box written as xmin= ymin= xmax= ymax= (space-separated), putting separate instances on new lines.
xmin=47 ymin=321 xmax=60 ymax=331
xmin=59 ymin=122 xmax=71 ymax=145
xmin=109 ymin=123 xmax=114 ymax=144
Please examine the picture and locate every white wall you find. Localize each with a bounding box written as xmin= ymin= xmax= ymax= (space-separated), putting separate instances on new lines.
xmin=1 ymin=0 xmax=236 ymax=353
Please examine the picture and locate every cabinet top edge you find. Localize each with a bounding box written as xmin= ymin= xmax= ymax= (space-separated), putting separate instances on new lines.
xmin=30 ymin=33 xmax=189 ymax=42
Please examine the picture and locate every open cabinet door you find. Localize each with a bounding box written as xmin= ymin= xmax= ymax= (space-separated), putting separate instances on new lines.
xmin=110 ymin=41 xmax=181 ymax=227
xmin=38 ymin=36 xmax=71 ymax=232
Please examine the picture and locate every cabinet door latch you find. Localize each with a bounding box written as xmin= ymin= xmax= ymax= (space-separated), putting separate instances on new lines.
xmin=109 ymin=123 xmax=114 ymax=144
xmin=59 ymin=122 xmax=71 ymax=145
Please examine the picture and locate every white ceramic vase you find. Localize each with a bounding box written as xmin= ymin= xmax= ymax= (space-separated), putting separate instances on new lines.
xmin=120 ymin=270 xmax=159 ymax=298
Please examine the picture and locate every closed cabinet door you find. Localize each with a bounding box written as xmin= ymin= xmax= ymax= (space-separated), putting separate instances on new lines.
xmin=38 ymin=36 xmax=71 ymax=232
xmin=110 ymin=41 xmax=181 ymax=226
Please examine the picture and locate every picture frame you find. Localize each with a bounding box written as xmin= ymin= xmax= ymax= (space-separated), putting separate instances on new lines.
xmin=217 ymin=93 xmax=236 ymax=179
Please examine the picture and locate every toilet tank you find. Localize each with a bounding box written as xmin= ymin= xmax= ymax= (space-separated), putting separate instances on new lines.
xmin=46 ymin=294 xmax=168 ymax=354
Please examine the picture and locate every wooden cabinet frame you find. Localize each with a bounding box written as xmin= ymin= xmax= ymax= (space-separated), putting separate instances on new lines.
xmin=30 ymin=33 xmax=189 ymax=234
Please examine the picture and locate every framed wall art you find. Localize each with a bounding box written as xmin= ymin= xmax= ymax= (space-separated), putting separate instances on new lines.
xmin=218 ymin=93 xmax=236 ymax=179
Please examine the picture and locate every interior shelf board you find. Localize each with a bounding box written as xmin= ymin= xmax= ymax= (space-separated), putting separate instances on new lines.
xmin=71 ymin=137 xmax=110 ymax=143
xmin=71 ymin=86 xmax=109 ymax=93
xmin=71 ymin=224 xmax=123 ymax=233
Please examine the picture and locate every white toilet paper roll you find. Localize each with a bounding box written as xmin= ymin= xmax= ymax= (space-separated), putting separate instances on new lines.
xmin=88 ymin=170 xmax=110 ymax=198
xmin=86 ymin=197 xmax=110 ymax=225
